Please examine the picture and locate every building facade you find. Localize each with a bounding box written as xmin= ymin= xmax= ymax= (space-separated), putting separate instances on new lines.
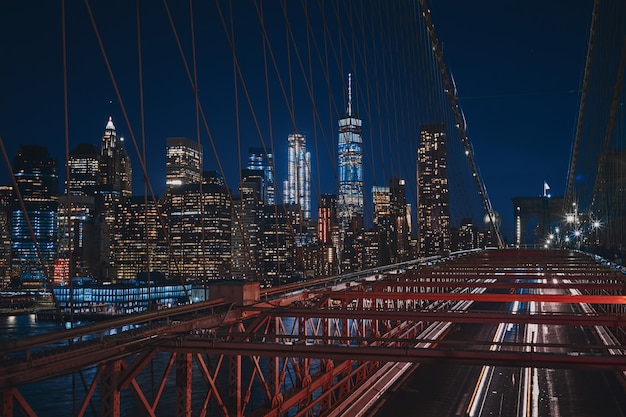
xmin=283 ymin=133 xmax=311 ymax=220
xmin=247 ymin=147 xmax=275 ymax=205
xmin=10 ymin=145 xmax=59 ymax=286
xmin=417 ymin=124 xmax=451 ymax=256
xmin=166 ymin=137 xmax=202 ymax=190
xmin=232 ymin=169 xmax=264 ymax=280
xmin=167 ymin=173 xmax=231 ymax=283
xmin=338 ymin=73 xmax=364 ymax=267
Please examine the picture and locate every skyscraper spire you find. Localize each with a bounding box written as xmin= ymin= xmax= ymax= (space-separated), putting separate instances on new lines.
xmin=105 ymin=116 xmax=116 ymax=135
xmin=346 ymin=73 xmax=353 ymax=117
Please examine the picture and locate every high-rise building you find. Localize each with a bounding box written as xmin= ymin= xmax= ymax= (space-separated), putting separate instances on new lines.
xmin=417 ymin=123 xmax=451 ymax=256
xmin=67 ymin=143 xmax=100 ymax=197
xmin=56 ymin=195 xmax=96 ymax=283
xmin=11 ymin=145 xmax=58 ymax=286
xmin=317 ymin=194 xmax=339 ymax=276
xmin=166 ymin=137 xmax=202 ymax=190
xmin=96 ymin=117 xmax=132 ymax=281
xmin=261 ymin=204 xmax=298 ymax=286
xmin=167 ymin=172 xmax=231 ymax=283
xmin=62 ymin=143 xmax=100 ymax=282
xmin=247 ymin=147 xmax=275 ymax=205
xmin=99 ymin=117 xmax=132 ymax=200
xmin=337 ymin=73 xmax=364 ymax=262
xmin=0 ymin=186 xmax=12 ymax=289
xmin=372 ymin=185 xmax=391 ymax=266
xmin=283 ymin=133 xmax=311 ymax=220
xmin=113 ymin=196 xmax=167 ymax=281
xmin=390 ymin=177 xmax=410 ymax=262
xmin=232 ymin=169 xmax=264 ymax=280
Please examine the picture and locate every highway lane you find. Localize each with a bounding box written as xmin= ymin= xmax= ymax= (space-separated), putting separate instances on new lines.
xmin=532 ymin=288 xmax=626 ymax=417
xmin=368 ymin=300 xmax=502 ymax=417
xmin=369 ymin=294 xmax=626 ymax=417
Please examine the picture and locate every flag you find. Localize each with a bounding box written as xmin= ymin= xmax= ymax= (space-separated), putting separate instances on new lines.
xmin=543 ymin=181 xmax=551 ymax=197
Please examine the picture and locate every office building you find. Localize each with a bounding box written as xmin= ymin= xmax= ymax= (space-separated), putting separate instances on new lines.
xmin=166 ymin=137 xmax=202 ymax=190
xmin=167 ymin=172 xmax=231 ymax=283
xmin=0 ymin=186 xmax=12 ymax=289
xmin=283 ymin=133 xmax=311 ymax=220
xmin=417 ymin=124 xmax=451 ymax=256
xmin=338 ymin=73 xmax=364 ymax=262
xmin=317 ymin=194 xmax=339 ymax=276
xmin=113 ymin=196 xmax=168 ymax=281
xmin=232 ymin=169 xmax=264 ymax=280
xmin=67 ymin=143 xmax=100 ymax=197
xmin=390 ymin=177 xmax=410 ymax=262
xmin=10 ymin=145 xmax=59 ymax=286
xmin=247 ymin=147 xmax=275 ymax=205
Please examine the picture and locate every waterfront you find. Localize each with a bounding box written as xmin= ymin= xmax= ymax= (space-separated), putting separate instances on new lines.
xmin=0 ymin=313 xmax=304 ymax=416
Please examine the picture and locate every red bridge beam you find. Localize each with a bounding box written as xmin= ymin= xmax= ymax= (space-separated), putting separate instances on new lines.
xmin=158 ymin=340 xmax=626 ymax=370
xmin=245 ymin=307 xmax=626 ymax=327
xmin=319 ymin=291 xmax=626 ymax=304
xmin=369 ymin=281 xmax=626 ymax=291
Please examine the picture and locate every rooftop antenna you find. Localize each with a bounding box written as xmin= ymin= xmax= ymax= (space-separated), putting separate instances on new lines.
xmin=347 ymin=73 xmax=353 ymax=116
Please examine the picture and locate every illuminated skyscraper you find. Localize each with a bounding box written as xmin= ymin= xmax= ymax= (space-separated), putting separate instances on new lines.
xmin=96 ymin=117 xmax=132 ymax=280
xmin=372 ymin=185 xmax=391 ymax=265
xmin=390 ymin=177 xmax=410 ymax=262
xmin=98 ymin=117 xmax=132 ymax=227
xmin=247 ymin=147 xmax=275 ymax=205
xmin=0 ymin=186 xmax=12 ymax=289
xmin=11 ymin=145 xmax=58 ymax=286
xmin=337 ymin=73 xmax=363 ymax=259
xmin=232 ymin=169 xmax=264 ymax=280
xmin=99 ymin=117 xmax=132 ymax=199
xmin=261 ymin=204 xmax=299 ymax=286
xmin=113 ymin=196 xmax=167 ymax=281
xmin=317 ymin=194 xmax=339 ymax=276
xmin=417 ymin=123 xmax=451 ymax=255
xmin=166 ymin=137 xmax=202 ymax=190
xmin=167 ymin=172 xmax=231 ymax=283
xmin=67 ymin=143 xmax=100 ymax=197
xmin=283 ymin=133 xmax=311 ymax=219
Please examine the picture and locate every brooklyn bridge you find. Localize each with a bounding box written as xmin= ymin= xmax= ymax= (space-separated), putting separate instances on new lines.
xmin=0 ymin=0 xmax=625 ymax=416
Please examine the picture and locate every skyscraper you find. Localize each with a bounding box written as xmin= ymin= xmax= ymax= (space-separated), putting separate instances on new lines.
xmin=167 ymin=172 xmax=231 ymax=283
xmin=337 ymin=73 xmax=364 ymax=260
xmin=67 ymin=143 xmax=100 ymax=197
xmin=113 ymin=196 xmax=167 ymax=281
xmin=232 ymin=169 xmax=264 ymax=280
xmin=11 ymin=145 xmax=58 ymax=286
xmin=372 ymin=185 xmax=391 ymax=265
xmin=317 ymin=194 xmax=339 ymax=276
xmin=97 ymin=117 xmax=132 ymax=281
xmin=417 ymin=123 xmax=451 ymax=256
xmin=166 ymin=137 xmax=202 ymax=190
xmin=99 ymin=117 xmax=132 ymax=199
xmin=0 ymin=186 xmax=12 ymax=289
xmin=390 ymin=177 xmax=410 ymax=262
xmin=283 ymin=133 xmax=311 ymax=220
xmin=247 ymin=147 xmax=275 ymax=205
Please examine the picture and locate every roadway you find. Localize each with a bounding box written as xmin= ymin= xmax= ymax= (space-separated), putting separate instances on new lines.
xmin=368 ymin=287 xmax=626 ymax=417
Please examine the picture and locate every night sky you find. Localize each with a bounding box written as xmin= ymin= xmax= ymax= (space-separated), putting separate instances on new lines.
xmin=0 ymin=1 xmax=593 ymax=242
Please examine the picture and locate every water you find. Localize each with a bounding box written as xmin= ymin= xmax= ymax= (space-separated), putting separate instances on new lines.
xmin=1 ymin=314 xmax=317 ymax=416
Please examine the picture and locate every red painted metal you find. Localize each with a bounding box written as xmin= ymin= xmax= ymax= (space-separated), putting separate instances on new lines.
xmin=319 ymin=291 xmax=626 ymax=304
xmin=1 ymin=249 xmax=624 ymax=416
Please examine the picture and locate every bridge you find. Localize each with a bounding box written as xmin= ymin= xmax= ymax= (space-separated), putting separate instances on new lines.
xmin=1 ymin=0 xmax=626 ymax=416
xmin=1 ymin=248 xmax=626 ymax=416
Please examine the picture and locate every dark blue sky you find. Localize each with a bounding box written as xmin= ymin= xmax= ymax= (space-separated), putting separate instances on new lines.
xmin=0 ymin=1 xmax=593 ymax=241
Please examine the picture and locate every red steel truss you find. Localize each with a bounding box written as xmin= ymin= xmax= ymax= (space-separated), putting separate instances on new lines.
xmin=0 ymin=249 xmax=625 ymax=417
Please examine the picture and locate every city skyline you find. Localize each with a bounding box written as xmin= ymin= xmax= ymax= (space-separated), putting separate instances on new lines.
xmin=0 ymin=1 xmax=595 ymax=242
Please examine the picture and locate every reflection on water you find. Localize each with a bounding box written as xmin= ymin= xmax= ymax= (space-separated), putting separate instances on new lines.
xmin=0 ymin=314 xmax=322 ymax=416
